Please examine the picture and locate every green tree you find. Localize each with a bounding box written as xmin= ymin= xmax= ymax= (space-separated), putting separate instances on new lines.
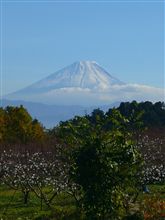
xmin=117 ymin=101 xmax=165 ymax=128
xmin=65 ymin=110 xmax=143 ymax=219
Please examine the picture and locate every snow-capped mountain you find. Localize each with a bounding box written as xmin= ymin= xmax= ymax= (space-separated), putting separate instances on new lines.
xmin=10 ymin=61 xmax=124 ymax=93
xmin=5 ymin=61 xmax=164 ymax=106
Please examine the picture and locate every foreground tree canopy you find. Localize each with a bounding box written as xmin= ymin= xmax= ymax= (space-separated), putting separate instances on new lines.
xmin=52 ymin=101 xmax=165 ymax=218
xmin=65 ymin=110 xmax=143 ymax=219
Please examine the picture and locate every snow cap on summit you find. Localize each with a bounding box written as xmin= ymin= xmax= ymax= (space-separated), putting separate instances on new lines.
xmin=78 ymin=60 xmax=98 ymax=65
xmin=19 ymin=60 xmax=125 ymax=92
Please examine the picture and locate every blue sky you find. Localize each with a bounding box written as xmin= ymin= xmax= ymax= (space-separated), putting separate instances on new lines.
xmin=1 ymin=0 xmax=164 ymax=95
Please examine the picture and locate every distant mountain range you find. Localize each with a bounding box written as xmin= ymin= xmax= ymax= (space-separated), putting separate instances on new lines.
xmin=2 ymin=60 xmax=164 ymax=127
xmin=1 ymin=99 xmax=117 ymax=128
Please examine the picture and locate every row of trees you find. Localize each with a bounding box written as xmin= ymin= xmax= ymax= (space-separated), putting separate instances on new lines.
xmin=0 ymin=149 xmax=69 ymax=208
xmin=0 ymin=101 xmax=164 ymax=145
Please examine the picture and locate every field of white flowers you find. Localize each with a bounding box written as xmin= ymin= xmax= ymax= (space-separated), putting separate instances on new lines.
xmin=0 ymin=134 xmax=165 ymax=219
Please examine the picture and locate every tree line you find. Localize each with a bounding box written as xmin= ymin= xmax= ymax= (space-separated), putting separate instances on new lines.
xmin=0 ymin=101 xmax=165 ymax=146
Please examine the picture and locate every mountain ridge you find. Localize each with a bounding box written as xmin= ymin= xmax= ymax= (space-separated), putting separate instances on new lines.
xmin=1 ymin=99 xmax=118 ymax=128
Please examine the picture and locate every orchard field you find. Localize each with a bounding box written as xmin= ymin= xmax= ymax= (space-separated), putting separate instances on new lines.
xmin=0 ymin=101 xmax=165 ymax=219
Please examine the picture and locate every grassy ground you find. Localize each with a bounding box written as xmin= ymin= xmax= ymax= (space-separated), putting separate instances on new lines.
xmin=0 ymin=185 xmax=80 ymax=220
xmin=0 ymin=184 xmax=165 ymax=220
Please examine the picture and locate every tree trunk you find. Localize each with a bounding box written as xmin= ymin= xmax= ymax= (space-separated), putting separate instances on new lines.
xmin=23 ymin=190 xmax=29 ymax=205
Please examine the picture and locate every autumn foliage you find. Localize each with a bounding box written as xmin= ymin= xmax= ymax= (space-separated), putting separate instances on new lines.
xmin=0 ymin=105 xmax=45 ymax=145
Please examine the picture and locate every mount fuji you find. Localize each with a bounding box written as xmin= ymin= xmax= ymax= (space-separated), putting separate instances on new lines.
xmin=5 ymin=61 xmax=164 ymax=106
xmin=3 ymin=61 xmax=164 ymax=127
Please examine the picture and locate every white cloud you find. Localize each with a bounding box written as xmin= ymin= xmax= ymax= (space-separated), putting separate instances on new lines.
xmin=5 ymin=84 xmax=165 ymax=106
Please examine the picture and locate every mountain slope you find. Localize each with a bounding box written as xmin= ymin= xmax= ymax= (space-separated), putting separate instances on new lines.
xmin=10 ymin=61 xmax=124 ymax=94
xmin=5 ymin=61 xmax=164 ymax=105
